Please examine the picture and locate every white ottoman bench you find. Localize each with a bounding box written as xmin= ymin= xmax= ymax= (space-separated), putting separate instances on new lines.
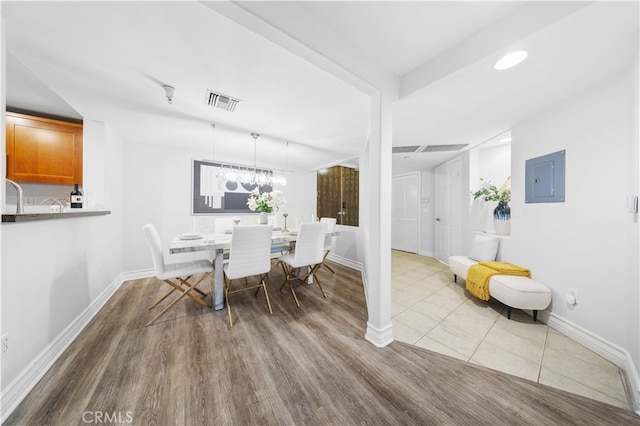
xmin=448 ymin=235 xmax=552 ymax=321
xmin=449 ymin=255 xmax=476 ymax=283
xmin=488 ymin=275 xmax=552 ymax=321
xmin=449 ymin=256 xmax=552 ymax=322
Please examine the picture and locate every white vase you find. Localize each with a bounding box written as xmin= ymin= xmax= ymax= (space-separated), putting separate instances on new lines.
xmin=493 ymin=202 xmax=511 ymax=235
xmin=494 ymin=219 xmax=511 ymax=235
xmin=259 ymin=212 xmax=268 ymax=225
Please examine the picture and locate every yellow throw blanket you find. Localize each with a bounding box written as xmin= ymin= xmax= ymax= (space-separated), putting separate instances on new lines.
xmin=466 ymin=261 xmax=531 ymax=301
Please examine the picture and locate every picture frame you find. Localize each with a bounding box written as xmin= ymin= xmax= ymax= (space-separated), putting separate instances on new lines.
xmin=192 ymin=159 xmax=273 ymax=215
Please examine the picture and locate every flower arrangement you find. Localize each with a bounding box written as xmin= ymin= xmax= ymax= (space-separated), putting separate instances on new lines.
xmin=472 ymin=176 xmax=511 ymax=204
xmin=246 ymin=188 xmax=286 ymax=213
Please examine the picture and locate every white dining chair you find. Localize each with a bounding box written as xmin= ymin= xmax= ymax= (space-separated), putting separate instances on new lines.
xmin=223 ymin=225 xmax=274 ymax=327
xmin=319 ymin=217 xmax=337 ymax=273
xmin=278 ymin=222 xmax=327 ymax=307
xmin=142 ymin=223 xmax=213 ymax=326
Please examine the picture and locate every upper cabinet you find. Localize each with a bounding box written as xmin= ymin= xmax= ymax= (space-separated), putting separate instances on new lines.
xmin=5 ymin=112 xmax=83 ymax=184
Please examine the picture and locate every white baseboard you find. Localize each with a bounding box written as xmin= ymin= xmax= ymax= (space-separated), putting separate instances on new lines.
xmin=1 ymin=273 xmax=128 ymax=423
xmin=547 ymin=313 xmax=640 ymax=412
xmin=121 ymin=268 xmax=154 ymax=281
xmin=327 ymin=253 xmax=362 ymax=272
xmin=365 ymin=321 xmax=394 ymax=348
xmin=419 ymin=249 xmax=435 ymax=257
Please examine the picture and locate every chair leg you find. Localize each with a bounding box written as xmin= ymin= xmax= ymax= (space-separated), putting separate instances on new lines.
xmin=149 ymin=286 xmax=177 ymax=309
xmin=321 ymin=250 xmax=335 ymax=273
xmin=188 ymin=284 xmax=208 ymax=298
xmin=289 ymin=283 xmax=300 ymax=308
xmin=254 ymin=273 xmax=273 ymax=314
xmin=311 ymin=265 xmax=327 ymax=298
xmin=279 ymin=263 xmax=302 ymax=307
xmin=226 ymin=273 xmax=273 ymax=327
xmin=177 ymin=275 xmax=209 ymax=298
xmin=149 ymin=274 xmax=210 ymax=310
xmin=146 ymin=275 xmax=211 ymax=327
xmin=279 ymin=262 xmax=327 ymax=307
xmin=279 ymin=262 xmax=291 ymax=291
xmin=177 ymin=276 xmax=211 ymax=307
xmin=224 ymin=275 xmax=234 ymax=327
xmin=323 ymin=263 xmax=335 ymax=273
xmin=261 ymin=274 xmax=273 ymax=314
xmin=298 ymin=264 xmax=327 ymax=298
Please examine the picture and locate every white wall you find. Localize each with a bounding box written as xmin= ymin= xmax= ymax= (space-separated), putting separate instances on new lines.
xmin=502 ymin=64 xmax=639 ymax=372
xmin=471 ymin=143 xmax=511 ymax=189
xmin=331 ymin=225 xmax=362 ymax=269
xmin=121 ymin=141 xmax=319 ymax=272
xmin=468 ymin=143 xmax=511 ymax=234
xmin=1 ymin=121 xmax=124 ymax=390
xmin=633 ymin=55 xmax=640 ymax=383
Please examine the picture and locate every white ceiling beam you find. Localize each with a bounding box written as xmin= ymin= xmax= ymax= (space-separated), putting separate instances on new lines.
xmin=400 ymin=1 xmax=590 ymax=99
xmin=202 ymin=1 xmax=398 ymax=99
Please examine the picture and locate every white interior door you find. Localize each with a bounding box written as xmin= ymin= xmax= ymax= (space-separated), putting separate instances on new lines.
xmin=391 ymin=173 xmax=420 ymax=253
xmin=435 ymin=159 xmax=461 ymax=263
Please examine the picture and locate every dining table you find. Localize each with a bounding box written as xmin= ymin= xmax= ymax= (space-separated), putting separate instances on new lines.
xmin=169 ymin=227 xmax=338 ymax=310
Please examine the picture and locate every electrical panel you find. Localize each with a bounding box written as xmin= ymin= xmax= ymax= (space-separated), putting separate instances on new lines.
xmin=525 ymin=150 xmax=565 ymax=203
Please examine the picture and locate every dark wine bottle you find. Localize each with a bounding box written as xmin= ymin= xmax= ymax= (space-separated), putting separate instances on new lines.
xmin=70 ymin=183 xmax=83 ymax=208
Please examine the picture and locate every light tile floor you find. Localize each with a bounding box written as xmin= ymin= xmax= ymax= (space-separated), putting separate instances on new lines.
xmin=391 ymin=250 xmax=631 ymax=410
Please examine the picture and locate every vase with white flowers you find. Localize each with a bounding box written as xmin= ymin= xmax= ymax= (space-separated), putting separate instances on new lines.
xmin=247 ymin=188 xmax=286 ymax=224
xmin=472 ymin=177 xmax=511 ymax=235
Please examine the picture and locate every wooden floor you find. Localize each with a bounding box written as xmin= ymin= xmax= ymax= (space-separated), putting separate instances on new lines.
xmin=6 ymin=261 xmax=640 ymax=425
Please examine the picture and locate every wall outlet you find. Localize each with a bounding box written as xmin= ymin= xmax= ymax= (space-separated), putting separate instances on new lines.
xmin=1 ymin=335 xmax=8 ymax=354
xmin=24 ymin=196 xmax=34 ymax=206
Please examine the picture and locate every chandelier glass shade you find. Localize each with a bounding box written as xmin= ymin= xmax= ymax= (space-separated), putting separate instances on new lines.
xmin=215 ymin=165 xmax=286 ymax=186
xmin=212 ymin=131 xmax=286 ymax=187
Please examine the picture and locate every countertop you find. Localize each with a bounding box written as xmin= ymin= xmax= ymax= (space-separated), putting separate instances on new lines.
xmin=2 ymin=209 xmax=111 ymax=223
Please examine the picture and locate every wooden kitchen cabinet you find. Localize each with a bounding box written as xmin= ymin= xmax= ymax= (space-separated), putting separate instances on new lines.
xmin=5 ymin=111 xmax=83 ymax=184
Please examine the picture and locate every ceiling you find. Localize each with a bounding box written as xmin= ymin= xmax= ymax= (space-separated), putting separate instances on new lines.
xmin=3 ymin=1 xmax=638 ymax=174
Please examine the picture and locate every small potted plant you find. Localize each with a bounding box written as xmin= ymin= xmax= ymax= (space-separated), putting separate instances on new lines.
xmin=247 ymin=188 xmax=286 ymax=224
xmin=472 ymin=177 xmax=511 ymax=234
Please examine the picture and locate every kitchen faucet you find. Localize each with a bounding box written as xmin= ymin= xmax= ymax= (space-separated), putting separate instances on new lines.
xmin=5 ymin=179 xmax=24 ymax=214
xmin=41 ymin=198 xmax=66 ymax=212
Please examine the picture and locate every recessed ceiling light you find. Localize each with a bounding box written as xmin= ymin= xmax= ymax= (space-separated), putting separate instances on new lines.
xmin=500 ymin=137 xmax=512 ymax=143
xmin=495 ymin=51 xmax=528 ymax=70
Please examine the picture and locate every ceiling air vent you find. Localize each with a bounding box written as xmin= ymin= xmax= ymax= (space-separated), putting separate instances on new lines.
xmin=205 ymin=90 xmax=241 ymax=112
xmin=392 ymin=146 xmax=421 ymax=154
xmin=419 ymin=144 xmax=468 ymax=152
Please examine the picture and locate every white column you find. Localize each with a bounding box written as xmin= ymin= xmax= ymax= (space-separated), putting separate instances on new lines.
xmin=364 ymin=91 xmax=393 ymax=347
xmin=634 ymin=54 xmax=640 ymax=416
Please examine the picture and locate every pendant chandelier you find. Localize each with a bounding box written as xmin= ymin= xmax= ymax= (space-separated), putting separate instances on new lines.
xmin=215 ymin=131 xmax=287 ymax=187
